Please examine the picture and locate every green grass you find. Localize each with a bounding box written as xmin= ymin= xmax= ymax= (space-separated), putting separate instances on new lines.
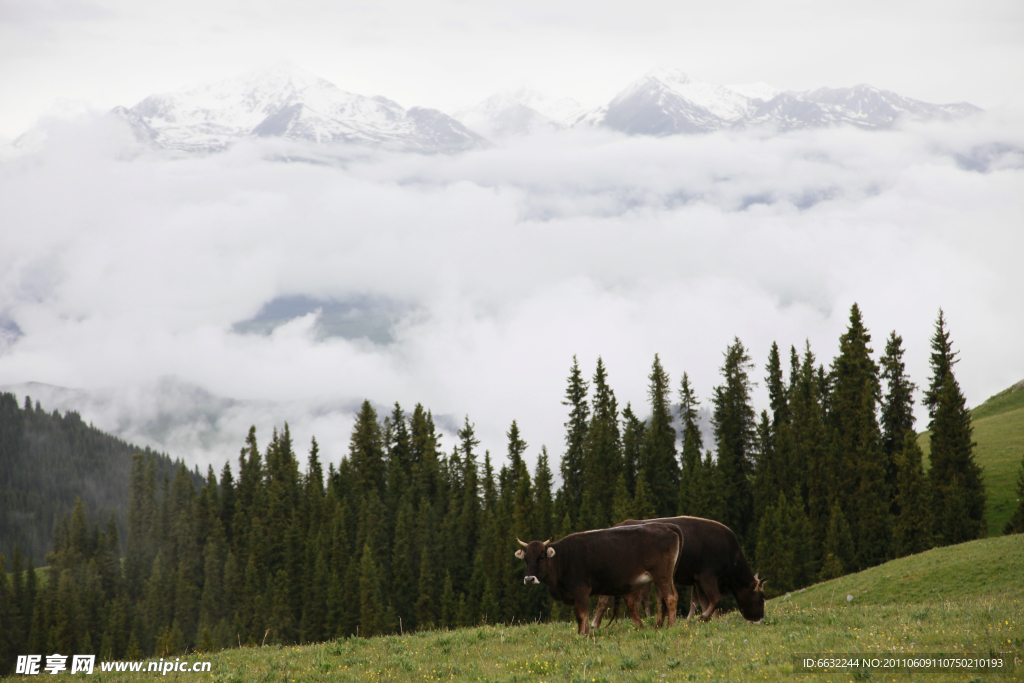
xmin=971 ymin=383 xmax=1024 ymax=422
xmin=15 ymin=536 xmax=1020 ymax=683
xmin=781 ymin=534 xmax=1023 ymax=608
xmin=918 ymin=380 xmax=1024 ymax=536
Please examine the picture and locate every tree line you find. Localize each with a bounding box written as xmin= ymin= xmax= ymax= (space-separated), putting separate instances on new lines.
xmin=0 ymin=393 xmax=193 ymax=564
xmin=0 ymin=304 xmax=994 ymax=672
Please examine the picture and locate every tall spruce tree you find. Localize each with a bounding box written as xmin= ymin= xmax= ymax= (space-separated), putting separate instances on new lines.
xmin=792 ymin=342 xmax=829 ymax=559
xmin=828 ymin=304 xmax=890 ymax=569
xmin=677 ymin=373 xmax=703 ymax=516
xmin=582 ymin=358 xmax=622 ymax=529
xmin=753 ymin=344 xmax=789 ymax=522
xmin=620 ymin=403 xmax=645 ymax=500
xmin=560 ymin=357 xmax=590 ymax=531
xmin=711 ymin=339 xmax=757 ymax=545
xmin=642 ymin=354 xmax=679 ymax=517
xmin=880 ymin=332 xmax=917 ymax=514
xmin=532 ymin=447 xmax=554 ymax=543
xmin=925 ymin=311 xmax=985 ymax=544
xmin=923 ymin=309 xmax=955 ymax=425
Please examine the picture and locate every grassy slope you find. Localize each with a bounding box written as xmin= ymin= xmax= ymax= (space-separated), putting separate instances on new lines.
xmin=781 ymin=533 xmax=1023 ymax=608
xmin=919 ymin=381 xmax=1024 ymax=536
xmin=26 ymin=536 xmax=1021 ymax=683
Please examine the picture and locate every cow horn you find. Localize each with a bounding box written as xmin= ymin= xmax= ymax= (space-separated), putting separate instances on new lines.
xmin=516 ymin=537 xmax=529 ymax=548
xmin=542 ymin=538 xmax=552 ymax=547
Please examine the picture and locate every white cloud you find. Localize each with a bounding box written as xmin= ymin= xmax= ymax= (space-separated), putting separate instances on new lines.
xmin=1 ymin=115 xmax=1022 ymax=475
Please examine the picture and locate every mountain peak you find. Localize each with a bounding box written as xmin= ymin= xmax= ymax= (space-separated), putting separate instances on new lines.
xmin=644 ymin=65 xmax=696 ymax=89
xmin=116 ymin=66 xmax=483 ymax=153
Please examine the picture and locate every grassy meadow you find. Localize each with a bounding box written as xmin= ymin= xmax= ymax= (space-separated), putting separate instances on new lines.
xmin=17 ymin=534 xmax=1019 ymax=683
xmin=919 ymin=381 xmax=1024 ymax=536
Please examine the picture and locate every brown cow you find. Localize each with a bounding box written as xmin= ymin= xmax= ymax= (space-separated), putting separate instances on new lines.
xmin=591 ymin=516 xmax=766 ymax=628
xmin=515 ymin=523 xmax=682 ymax=635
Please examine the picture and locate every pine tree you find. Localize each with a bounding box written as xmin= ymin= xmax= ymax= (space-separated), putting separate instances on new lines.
xmin=410 ymin=404 xmax=442 ymax=510
xmin=792 ymin=342 xmax=829 ymax=560
xmin=756 ymin=343 xmax=797 ymax=520
xmin=828 ymin=304 xmax=890 ymax=568
xmin=923 ymin=309 xmax=955 ymax=425
xmin=620 ymin=403 xmax=645 ymax=499
xmin=560 ymin=357 xmax=590 ymax=529
xmin=643 ymin=354 xmax=679 ymax=517
xmin=677 ymin=373 xmax=703 ymax=516
xmin=711 ymin=339 xmax=757 ymax=544
xmin=531 ymin=448 xmax=554 ymax=543
xmin=349 ymin=401 xmax=386 ymax=501
xmin=892 ymin=433 xmax=934 ymax=556
xmin=926 ymin=312 xmax=985 ymax=544
xmin=583 ymin=358 xmax=622 ymax=529
xmin=880 ymin=332 xmax=917 ymax=514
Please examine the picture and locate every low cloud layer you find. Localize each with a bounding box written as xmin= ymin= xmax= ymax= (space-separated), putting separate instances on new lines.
xmin=2 ymin=115 xmax=1022 ymax=473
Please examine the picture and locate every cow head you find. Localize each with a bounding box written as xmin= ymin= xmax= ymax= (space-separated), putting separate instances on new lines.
xmin=738 ymin=572 xmax=768 ymax=622
xmin=514 ymin=537 xmax=555 ymax=586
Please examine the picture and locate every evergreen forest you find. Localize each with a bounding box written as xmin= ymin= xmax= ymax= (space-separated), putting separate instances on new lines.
xmin=0 ymin=396 xmax=197 ymax=563
xmin=0 ymin=304 xmax=1005 ymax=674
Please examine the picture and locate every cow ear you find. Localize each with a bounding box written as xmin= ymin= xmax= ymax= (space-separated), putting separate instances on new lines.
xmin=546 ymin=546 xmax=556 ymax=558
xmin=514 ymin=549 xmax=525 ymax=559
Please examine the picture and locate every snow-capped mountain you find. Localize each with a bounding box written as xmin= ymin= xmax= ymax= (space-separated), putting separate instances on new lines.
xmin=113 ymin=63 xmax=485 ymax=153
xmin=455 ymin=87 xmax=583 ymax=138
xmin=576 ymin=66 xmax=981 ymax=135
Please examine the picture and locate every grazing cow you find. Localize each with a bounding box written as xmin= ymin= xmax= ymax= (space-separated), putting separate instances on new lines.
xmin=591 ymin=516 xmax=766 ymax=628
xmin=515 ymin=523 xmax=682 ymax=635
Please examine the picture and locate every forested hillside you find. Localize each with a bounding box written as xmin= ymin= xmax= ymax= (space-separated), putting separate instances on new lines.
xmin=0 ymin=393 xmax=198 ymax=563
xmin=0 ymin=304 xmax=1006 ymax=675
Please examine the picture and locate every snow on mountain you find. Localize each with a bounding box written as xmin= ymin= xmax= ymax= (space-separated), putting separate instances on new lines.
xmin=574 ymin=66 xmax=755 ymax=135
xmin=725 ymin=82 xmax=782 ymax=101
xmin=746 ymin=84 xmax=984 ymax=131
xmin=113 ymin=63 xmax=485 ymax=153
xmin=6 ymin=64 xmax=983 ymax=156
xmin=455 ymin=87 xmax=583 ymax=138
xmin=583 ymin=67 xmax=981 ymax=136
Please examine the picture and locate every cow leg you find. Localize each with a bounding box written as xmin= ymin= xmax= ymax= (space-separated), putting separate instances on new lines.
xmin=591 ymin=595 xmax=613 ymax=630
xmin=696 ymin=575 xmax=721 ymax=622
xmin=685 ymin=585 xmax=699 ymax=619
xmin=623 ymin=591 xmax=644 ymax=628
xmin=573 ymin=589 xmax=592 ymax=635
xmin=652 ymin=581 xmax=678 ymax=628
xmin=659 ymin=581 xmax=675 ymax=630
xmin=686 ymin=584 xmax=707 ymax=620
xmin=641 ymin=583 xmax=652 ymax=618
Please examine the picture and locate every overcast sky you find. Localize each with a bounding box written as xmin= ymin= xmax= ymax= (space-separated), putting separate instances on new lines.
xmin=3 ymin=0 xmax=1024 ymax=140
xmin=1 ymin=0 xmax=1023 ymax=474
